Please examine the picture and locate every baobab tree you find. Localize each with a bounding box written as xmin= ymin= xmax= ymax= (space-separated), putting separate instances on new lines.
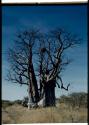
xmin=6 ymin=28 xmax=80 ymax=108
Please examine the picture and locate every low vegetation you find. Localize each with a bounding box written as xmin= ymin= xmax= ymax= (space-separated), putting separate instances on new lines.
xmin=59 ymin=92 xmax=87 ymax=108
xmin=2 ymin=92 xmax=88 ymax=123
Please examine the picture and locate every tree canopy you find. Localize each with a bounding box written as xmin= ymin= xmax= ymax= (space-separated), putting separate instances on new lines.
xmin=6 ymin=28 xmax=81 ymax=106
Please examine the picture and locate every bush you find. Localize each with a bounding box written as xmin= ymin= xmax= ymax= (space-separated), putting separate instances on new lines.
xmin=22 ymin=97 xmax=28 ymax=107
xmin=2 ymin=100 xmax=14 ymax=108
xmin=14 ymin=100 xmax=22 ymax=105
xmin=59 ymin=92 xmax=87 ymax=108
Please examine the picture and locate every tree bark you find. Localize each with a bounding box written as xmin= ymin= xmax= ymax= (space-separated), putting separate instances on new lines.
xmin=44 ymin=80 xmax=56 ymax=106
xmin=28 ymin=47 xmax=39 ymax=103
xmin=29 ymin=64 xmax=39 ymax=103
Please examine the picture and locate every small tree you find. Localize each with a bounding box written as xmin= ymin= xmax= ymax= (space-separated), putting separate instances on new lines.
xmin=6 ymin=28 xmax=80 ymax=107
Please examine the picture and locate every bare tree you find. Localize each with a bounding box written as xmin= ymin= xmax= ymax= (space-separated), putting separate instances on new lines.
xmin=6 ymin=28 xmax=80 ymax=107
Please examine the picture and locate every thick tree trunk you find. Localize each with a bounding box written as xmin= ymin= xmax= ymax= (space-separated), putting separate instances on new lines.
xmin=44 ymin=80 xmax=56 ymax=106
xmin=29 ymin=64 xmax=39 ymax=103
xmin=28 ymin=47 xmax=39 ymax=104
xmin=28 ymin=64 xmax=40 ymax=103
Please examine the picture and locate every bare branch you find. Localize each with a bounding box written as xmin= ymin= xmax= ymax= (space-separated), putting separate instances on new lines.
xmin=58 ymin=76 xmax=70 ymax=91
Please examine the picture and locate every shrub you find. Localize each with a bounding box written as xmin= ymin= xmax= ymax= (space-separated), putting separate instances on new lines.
xmin=59 ymin=92 xmax=87 ymax=108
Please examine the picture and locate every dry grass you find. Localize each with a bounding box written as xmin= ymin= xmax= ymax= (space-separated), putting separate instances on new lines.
xmin=2 ymin=103 xmax=87 ymax=124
